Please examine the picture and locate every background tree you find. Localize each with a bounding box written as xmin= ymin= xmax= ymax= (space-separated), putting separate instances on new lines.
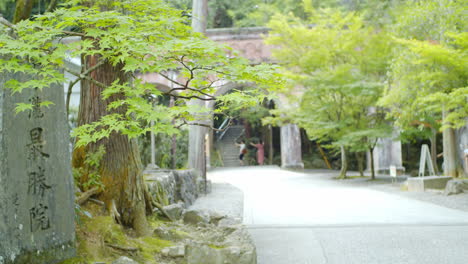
xmin=266 ymin=8 xmax=392 ymax=178
xmin=380 ymin=0 xmax=467 ymax=177
xmin=0 ymin=0 xmax=61 ymax=22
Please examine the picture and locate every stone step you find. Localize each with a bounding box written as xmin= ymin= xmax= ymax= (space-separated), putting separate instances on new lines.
xmin=215 ymin=125 xmax=246 ymax=167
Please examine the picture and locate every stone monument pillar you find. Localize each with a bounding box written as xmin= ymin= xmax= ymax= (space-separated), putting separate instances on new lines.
xmin=187 ymin=99 xmax=209 ymax=193
xmin=455 ymin=120 xmax=468 ymax=176
xmin=280 ymin=123 xmax=304 ymax=169
xmin=367 ymin=132 xmax=405 ymax=174
xmin=0 ymin=73 xmax=76 ymax=263
xmin=188 ymin=0 xmax=209 ymax=193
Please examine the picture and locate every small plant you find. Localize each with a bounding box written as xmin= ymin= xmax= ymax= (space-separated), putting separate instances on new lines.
xmin=73 ymin=145 xmax=106 ymax=191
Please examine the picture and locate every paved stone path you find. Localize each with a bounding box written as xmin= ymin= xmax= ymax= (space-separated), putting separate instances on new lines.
xmin=193 ymin=166 xmax=468 ymax=264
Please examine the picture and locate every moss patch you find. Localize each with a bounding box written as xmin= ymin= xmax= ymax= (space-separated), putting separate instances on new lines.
xmin=60 ymin=204 xmax=173 ymax=264
xmin=208 ymin=244 xmax=226 ymax=249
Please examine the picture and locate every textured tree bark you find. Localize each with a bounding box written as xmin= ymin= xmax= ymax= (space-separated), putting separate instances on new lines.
xmin=430 ymin=128 xmax=439 ymax=174
xmin=13 ymin=0 xmax=35 ymax=23
xmin=369 ymin=147 xmax=376 ymax=180
xmin=268 ymin=125 xmax=273 ymax=165
xmin=338 ymin=145 xmax=348 ymax=179
xmin=169 ymin=96 xmax=177 ymax=169
xmin=72 ymin=55 xmax=149 ymax=235
xmin=45 ymin=0 xmax=58 ymax=12
xmin=355 ymin=152 xmax=364 ymax=177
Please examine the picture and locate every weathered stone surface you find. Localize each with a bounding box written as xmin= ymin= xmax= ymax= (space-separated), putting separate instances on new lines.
xmin=145 ymin=169 xmax=204 ymax=210
xmin=163 ymin=203 xmax=185 ymax=221
xmin=185 ymin=241 xmax=256 ymax=264
xmin=208 ymin=211 xmax=226 ymax=226
xmin=112 ymin=256 xmax=140 ymax=264
xmin=183 ymin=210 xmax=210 ymax=225
xmin=161 ymin=244 xmax=185 ymax=258
xmin=154 ymin=226 xmax=175 ymax=241
xmin=217 ymin=217 xmax=242 ymax=227
xmin=186 ymin=219 xmax=256 ymax=264
xmin=154 ymin=226 xmax=188 ymax=242
xmin=156 ymin=208 xmax=256 ymax=264
xmin=444 ymin=180 xmax=468 ymax=195
xmin=407 ymin=176 xmax=452 ymax=192
xmin=145 ymin=170 xmax=176 ymax=205
xmin=0 ymin=73 xmax=75 ymax=263
xmin=174 ymin=170 xmax=200 ymax=207
xmin=367 ymin=130 xmax=405 ymax=174
xmin=455 ymin=122 xmax=468 ymax=176
xmin=280 ymin=124 xmax=304 ymax=169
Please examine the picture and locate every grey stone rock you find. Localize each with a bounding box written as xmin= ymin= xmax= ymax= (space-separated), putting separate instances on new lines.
xmin=185 ymin=242 xmax=256 ymax=264
xmin=154 ymin=226 xmax=174 ymax=241
xmin=280 ymin=124 xmax=304 ymax=169
xmin=183 ymin=210 xmax=210 ymax=225
xmin=208 ymin=211 xmax=226 ymax=225
xmin=445 ymin=180 xmax=468 ymax=195
xmin=218 ymin=217 xmax=242 ymax=227
xmin=154 ymin=226 xmax=188 ymax=241
xmin=112 ymin=256 xmax=140 ymax=264
xmin=163 ymin=203 xmax=184 ymax=220
xmin=0 ymin=73 xmax=76 ymax=263
xmin=181 ymin=216 xmax=257 ymax=264
xmin=145 ymin=169 xmax=203 ymax=209
xmin=145 ymin=170 xmax=176 ymax=205
xmin=161 ymin=244 xmax=185 ymax=258
xmin=174 ymin=170 xmax=200 ymax=207
xmin=407 ymin=176 xmax=452 ymax=191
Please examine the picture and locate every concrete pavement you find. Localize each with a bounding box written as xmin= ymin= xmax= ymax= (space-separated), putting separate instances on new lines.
xmin=199 ymin=166 xmax=468 ymax=264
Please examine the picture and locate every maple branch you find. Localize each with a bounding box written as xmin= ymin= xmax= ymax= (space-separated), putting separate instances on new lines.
xmin=66 ymin=67 xmax=107 ymax=88
xmin=175 ymin=119 xmax=229 ymax=131
xmin=159 ymin=72 xmax=216 ymax=100
xmin=66 ymin=77 xmax=80 ymax=116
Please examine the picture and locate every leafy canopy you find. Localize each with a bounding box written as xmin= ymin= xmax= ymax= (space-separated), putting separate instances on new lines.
xmin=265 ymin=8 xmax=393 ymax=151
xmin=379 ymin=0 xmax=467 ymax=131
xmin=0 ymin=0 xmax=283 ymax=147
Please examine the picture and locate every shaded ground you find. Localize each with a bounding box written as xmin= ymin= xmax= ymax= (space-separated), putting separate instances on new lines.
xmin=191 ymin=166 xmax=468 ymax=264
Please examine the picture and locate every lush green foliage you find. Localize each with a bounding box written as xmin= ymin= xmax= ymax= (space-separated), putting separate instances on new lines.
xmin=139 ymin=129 xmax=189 ymax=169
xmin=73 ymin=145 xmax=106 ymax=191
xmin=203 ymin=0 xmax=404 ymax=29
xmin=0 ymin=0 xmax=282 ymax=147
xmin=379 ymin=0 xmax=467 ymax=131
xmin=266 ymin=8 xmax=393 ymax=153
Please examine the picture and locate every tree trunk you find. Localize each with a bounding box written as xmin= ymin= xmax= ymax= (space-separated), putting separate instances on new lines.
xmin=355 ymin=152 xmax=364 ymax=177
xmin=268 ymin=125 xmax=273 ymax=165
xmin=45 ymin=0 xmax=58 ymax=13
xmin=243 ymin=119 xmax=252 ymax=138
xmin=169 ymin=96 xmax=177 ymax=169
xmin=338 ymin=145 xmax=348 ymax=179
xmin=430 ymin=128 xmax=439 ymax=174
xmin=370 ymin=147 xmax=376 ymax=180
xmin=13 ymin=0 xmax=35 ymax=23
xmin=301 ymin=129 xmax=311 ymax=154
xmin=317 ymin=142 xmax=332 ymax=169
xmin=72 ymin=55 xmax=149 ymax=235
xmin=442 ymin=110 xmax=460 ymax=177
